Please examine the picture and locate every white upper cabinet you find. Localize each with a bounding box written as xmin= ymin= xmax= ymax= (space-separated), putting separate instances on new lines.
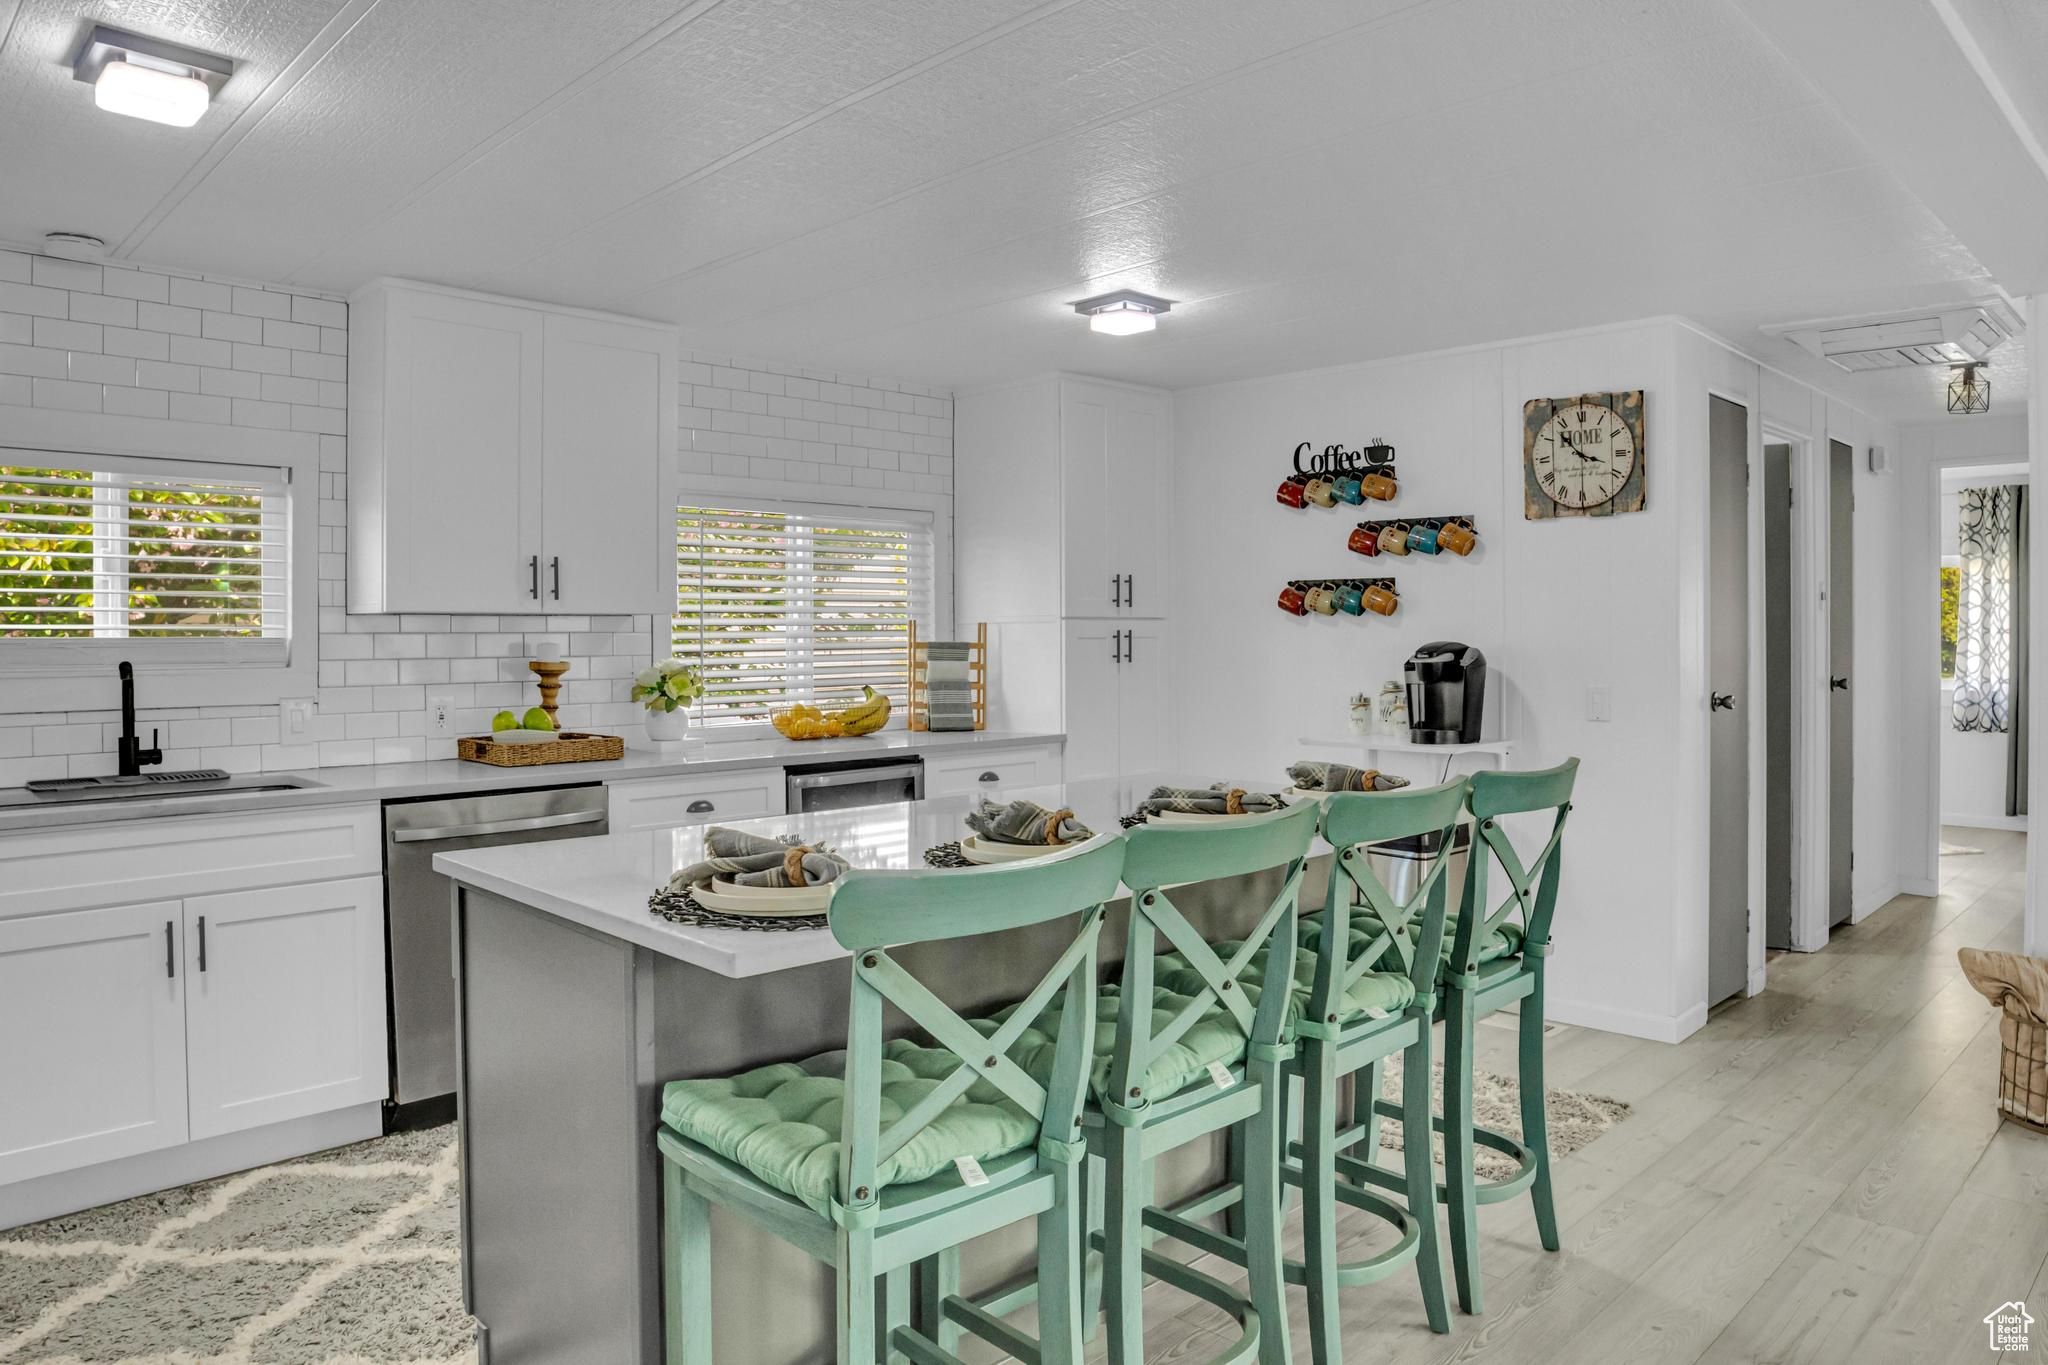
xmin=349 ymin=280 xmax=676 ymax=616
xmin=957 ymin=375 xmax=1171 ymax=625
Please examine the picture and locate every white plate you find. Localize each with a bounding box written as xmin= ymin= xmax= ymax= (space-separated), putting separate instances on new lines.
xmin=1283 ymin=786 xmax=1332 ymax=804
xmin=690 ymin=878 xmax=834 ymax=916
xmin=959 ymin=835 xmax=1063 ymax=864
xmin=487 ymin=729 xmax=560 ymax=745
xmin=1145 ymin=808 xmax=1259 ymax=824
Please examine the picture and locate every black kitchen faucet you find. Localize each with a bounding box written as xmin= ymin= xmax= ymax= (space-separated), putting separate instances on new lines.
xmin=116 ymin=661 xmax=163 ymax=777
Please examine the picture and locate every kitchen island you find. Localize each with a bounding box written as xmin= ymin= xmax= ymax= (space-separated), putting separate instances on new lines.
xmin=434 ymin=774 xmax=1328 ymax=1364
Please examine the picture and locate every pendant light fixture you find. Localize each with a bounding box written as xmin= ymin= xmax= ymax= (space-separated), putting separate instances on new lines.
xmin=1947 ymin=363 xmax=1991 ymax=414
xmin=1073 ymin=289 xmax=1173 ymax=336
xmin=72 ymin=26 xmax=233 ymax=128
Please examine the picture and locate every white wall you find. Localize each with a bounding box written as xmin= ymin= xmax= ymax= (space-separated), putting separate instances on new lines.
xmin=1167 ymin=317 xmax=1902 ymax=1043
xmin=0 ymin=244 xmax=953 ymax=782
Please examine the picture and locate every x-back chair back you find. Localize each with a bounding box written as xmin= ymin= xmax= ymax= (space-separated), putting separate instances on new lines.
xmin=826 ymin=833 xmax=1128 ymax=1224
xmin=1449 ymin=759 xmax=1578 ymax=988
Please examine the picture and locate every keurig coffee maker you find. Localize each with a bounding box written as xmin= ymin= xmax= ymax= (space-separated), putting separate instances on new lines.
xmin=1405 ymin=641 xmax=1486 ymax=744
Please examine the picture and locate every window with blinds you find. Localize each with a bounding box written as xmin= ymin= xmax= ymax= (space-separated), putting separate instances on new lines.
xmin=674 ymin=504 xmax=934 ymax=729
xmin=0 ymin=456 xmax=290 ymax=663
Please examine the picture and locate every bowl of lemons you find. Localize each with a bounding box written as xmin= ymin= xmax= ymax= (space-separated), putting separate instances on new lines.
xmin=771 ymin=687 xmax=891 ymax=741
xmin=489 ymin=708 xmax=560 ymax=744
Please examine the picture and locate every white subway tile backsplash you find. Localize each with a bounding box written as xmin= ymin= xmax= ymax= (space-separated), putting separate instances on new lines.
xmin=104 ymin=326 xmax=171 ymax=361
xmin=232 ymin=286 xmax=293 ymax=320
xmin=70 ymin=352 xmax=136 ymax=386
xmin=101 ymin=267 xmax=168 ymax=303
xmin=69 ymin=292 xmax=136 ymax=328
xmin=31 ymin=257 xmax=99 ymax=292
xmin=31 ymin=377 xmax=101 ymax=412
xmin=169 ymin=391 xmax=231 ymax=423
xmin=0 ymin=251 xmax=30 ymax=284
xmin=0 ymin=281 xmax=70 ymax=318
xmin=203 ymin=310 xmax=263 ymax=344
xmin=34 ymin=316 xmax=100 ymax=352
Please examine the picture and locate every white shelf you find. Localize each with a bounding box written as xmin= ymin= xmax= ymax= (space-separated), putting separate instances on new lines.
xmin=1298 ymin=735 xmax=1515 ymax=758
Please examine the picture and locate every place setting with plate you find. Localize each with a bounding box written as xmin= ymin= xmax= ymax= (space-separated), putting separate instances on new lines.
xmin=649 ymin=826 xmax=851 ymax=931
xmin=925 ymin=796 xmax=1097 ymax=867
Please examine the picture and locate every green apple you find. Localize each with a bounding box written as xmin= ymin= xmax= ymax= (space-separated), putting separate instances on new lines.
xmin=521 ymin=707 xmax=555 ymax=731
xmin=491 ymin=711 xmax=519 ymax=733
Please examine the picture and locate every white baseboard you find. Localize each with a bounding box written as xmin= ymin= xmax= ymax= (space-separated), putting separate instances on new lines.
xmin=1747 ymin=964 xmax=1769 ymax=997
xmin=1851 ymin=877 xmax=1903 ymax=924
xmin=1546 ymin=995 xmax=1707 ymax=1044
xmin=1899 ymin=876 xmax=1939 ymax=897
xmin=0 ymin=1102 xmax=383 ymax=1231
xmin=1940 ymin=812 xmax=2028 ymax=832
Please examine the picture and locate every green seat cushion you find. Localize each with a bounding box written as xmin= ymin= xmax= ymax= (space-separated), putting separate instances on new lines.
xmin=989 ymin=983 xmax=1253 ymax=1112
xmin=1151 ymin=914 xmax=1417 ymax=1044
xmin=1439 ymin=916 xmax=1525 ymax=971
xmin=660 ymin=1040 xmax=1039 ymax=1217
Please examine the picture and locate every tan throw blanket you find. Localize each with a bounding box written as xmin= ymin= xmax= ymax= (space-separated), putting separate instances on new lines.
xmin=1139 ymin=784 xmax=1288 ymax=816
xmin=1288 ymin=760 xmax=1411 ymax=793
xmin=966 ymin=797 xmax=1094 ymax=846
xmin=1958 ymin=947 xmax=2048 ymax=1126
xmin=669 ymin=826 xmax=850 ymax=890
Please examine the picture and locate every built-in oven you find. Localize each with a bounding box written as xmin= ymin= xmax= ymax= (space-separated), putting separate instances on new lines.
xmin=785 ymin=756 xmax=924 ymax=813
xmin=381 ymin=784 xmax=609 ymax=1126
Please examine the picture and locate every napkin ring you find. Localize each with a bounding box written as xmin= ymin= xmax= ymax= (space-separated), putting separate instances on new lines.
xmin=1045 ymin=809 xmax=1076 ymax=845
xmin=1225 ymin=788 xmax=1246 ymax=815
xmin=783 ymin=846 xmax=809 ymax=886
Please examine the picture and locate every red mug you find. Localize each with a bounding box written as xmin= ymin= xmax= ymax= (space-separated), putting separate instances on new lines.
xmin=1277 ymin=584 xmax=1308 ymax=616
xmin=1348 ymin=525 xmax=1380 ymax=556
xmin=1276 ymin=476 xmax=1308 ymax=509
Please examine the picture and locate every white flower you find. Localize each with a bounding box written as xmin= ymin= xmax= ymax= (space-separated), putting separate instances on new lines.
xmin=633 ymin=666 xmax=663 ymax=690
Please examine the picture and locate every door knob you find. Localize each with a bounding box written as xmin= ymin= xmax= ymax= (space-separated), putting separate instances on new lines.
xmin=1830 ymin=676 xmax=1848 ymax=691
xmin=1710 ymin=693 xmax=1735 ymax=711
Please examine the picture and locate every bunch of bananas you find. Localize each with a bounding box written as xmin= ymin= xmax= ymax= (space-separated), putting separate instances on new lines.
xmin=771 ymin=686 xmax=892 ymax=740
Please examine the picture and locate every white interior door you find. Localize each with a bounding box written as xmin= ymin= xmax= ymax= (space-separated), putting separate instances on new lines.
xmin=1060 ymin=386 xmax=1116 ymax=618
xmin=184 ymin=876 xmax=386 ymax=1141
xmin=1104 ymin=393 xmax=1167 ymax=615
xmin=1063 ymin=620 xmax=1123 ymax=782
xmin=0 ymin=900 xmax=187 ymax=1184
xmin=542 ymin=314 xmax=672 ymax=616
xmin=1116 ymin=621 xmax=1172 ymax=772
xmin=385 ymin=289 xmax=544 ymax=613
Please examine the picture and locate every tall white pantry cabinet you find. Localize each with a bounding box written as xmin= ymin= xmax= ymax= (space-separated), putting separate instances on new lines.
xmin=955 ymin=375 xmax=1172 ymax=781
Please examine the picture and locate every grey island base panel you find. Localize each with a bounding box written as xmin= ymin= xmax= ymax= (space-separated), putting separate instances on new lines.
xmin=452 ymin=858 xmax=1322 ymax=1364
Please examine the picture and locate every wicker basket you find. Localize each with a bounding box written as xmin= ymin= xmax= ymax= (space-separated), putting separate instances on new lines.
xmin=1998 ymin=1016 xmax=2048 ymax=1134
xmin=457 ymin=732 xmax=625 ymax=766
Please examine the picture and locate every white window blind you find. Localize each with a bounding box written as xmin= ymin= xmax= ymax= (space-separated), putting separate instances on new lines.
xmin=674 ymin=504 xmax=934 ymax=729
xmin=0 ymin=455 xmax=290 ymax=663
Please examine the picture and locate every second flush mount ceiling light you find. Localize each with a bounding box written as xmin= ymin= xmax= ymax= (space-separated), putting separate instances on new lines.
xmin=1073 ymin=289 xmax=1173 ymax=336
xmin=72 ymin=26 xmax=233 ymax=127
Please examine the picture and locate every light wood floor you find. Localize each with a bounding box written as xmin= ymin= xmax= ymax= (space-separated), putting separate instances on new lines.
xmin=1118 ymin=827 xmax=2044 ymax=1365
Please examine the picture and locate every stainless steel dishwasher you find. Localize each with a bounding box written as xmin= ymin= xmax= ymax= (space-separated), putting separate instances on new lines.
xmin=382 ymin=784 xmax=608 ymax=1123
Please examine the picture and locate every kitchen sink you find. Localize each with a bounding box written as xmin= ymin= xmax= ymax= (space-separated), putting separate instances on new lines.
xmin=1 ymin=772 xmax=324 ymax=808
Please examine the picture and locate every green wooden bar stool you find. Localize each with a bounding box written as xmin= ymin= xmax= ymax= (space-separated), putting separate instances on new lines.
xmin=1436 ymin=758 xmax=1578 ymax=1316
xmin=1088 ymin=800 xmax=1320 ymax=1365
xmin=654 ymin=833 xmax=1126 ymax=1365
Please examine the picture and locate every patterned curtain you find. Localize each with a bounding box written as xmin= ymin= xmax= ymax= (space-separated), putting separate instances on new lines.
xmin=1953 ymin=485 xmax=2021 ymax=733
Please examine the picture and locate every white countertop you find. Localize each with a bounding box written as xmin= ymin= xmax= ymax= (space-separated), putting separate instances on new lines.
xmin=0 ymin=729 xmax=1063 ymax=833
xmin=434 ymin=772 xmax=1311 ymax=979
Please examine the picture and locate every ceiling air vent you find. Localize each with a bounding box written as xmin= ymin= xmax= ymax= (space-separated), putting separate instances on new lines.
xmin=1761 ymin=301 xmax=2020 ymax=373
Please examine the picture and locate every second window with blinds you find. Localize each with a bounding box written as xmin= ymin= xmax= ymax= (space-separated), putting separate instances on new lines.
xmin=673 ymin=504 xmax=935 ymax=732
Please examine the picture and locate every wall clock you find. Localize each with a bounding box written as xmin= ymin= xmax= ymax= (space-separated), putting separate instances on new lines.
xmin=1522 ymin=390 xmax=1645 ymax=519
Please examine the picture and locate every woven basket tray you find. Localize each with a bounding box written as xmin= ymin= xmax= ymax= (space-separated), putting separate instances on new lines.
xmin=457 ymin=732 xmax=625 ymax=766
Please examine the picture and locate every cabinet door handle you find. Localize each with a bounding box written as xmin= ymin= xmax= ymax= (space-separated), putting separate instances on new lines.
xmin=1124 ymin=573 xmax=1134 ymax=610
xmin=1112 ymin=630 xmax=1122 ymax=665
xmin=165 ymin=920 xmax=175 ymax=979
xmin=1124 ymin=629 xmax=1134 ymax=664
xmin=197 ymin=916 xmax=207 ymax=973
xmin=529 ymin=555 xmax=539 ymax=599
xmin=550 ymin=557 xmax=561 ymax=601
xmin=978 ymin=771 xmax=1000 ymax=783
xmin=1111 ymin=574 xmax=1122 ymax=608
xmin=686 ymin=799 xmax=714 ymax=813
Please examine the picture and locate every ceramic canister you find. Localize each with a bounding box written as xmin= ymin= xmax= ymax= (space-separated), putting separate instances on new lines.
xmin=1359 ymin=471 xmax=1398 ymax=501
xmin=1305 ymin=476 xmax=1338 ymax=508
xmin=1277 ymin=584 xmax=1308 ymax=615
xmin=1438 ymin=520 xmax=1477 ymax=555
xmin=1305 ymin=584 xmax=1339 ymax=615
xmin=1409 ymin=521 xmax=1441 ymax=554
xmin=1333 ymin=474 xmax=1364 ymax=504
xmin=1276 ymin=477 xmax=1307 ymax=509
xmin=1335 ymin=582 xmax=1366 ymax=615
xmin=1361 ymin=584 xmax=1399 ymax=616
xmin=1348 ymin=524 xmax=1381 ymax=556
xmin=1377 ymin=523 xmax=1411 ymax=556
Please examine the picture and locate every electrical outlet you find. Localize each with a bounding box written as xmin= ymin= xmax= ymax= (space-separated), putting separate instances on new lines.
xmin=1585 ymin=684 xmax=1612 ymax=723
xmin=426 ymin=692 xmax=457 ymax=736
xmin=282 ymin=697 xmax=315 ymax=736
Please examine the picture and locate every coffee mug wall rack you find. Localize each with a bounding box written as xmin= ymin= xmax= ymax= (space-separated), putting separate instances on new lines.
xmin=1277 ymin=576 xmax=1399 ymax=618
xmin=1348 ymin=514 xmax=1478 ymax=558
xmin=1277 ymin=464 xmax=1400 ymax=510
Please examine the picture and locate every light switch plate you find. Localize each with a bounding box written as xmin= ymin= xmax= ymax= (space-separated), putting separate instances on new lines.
xmin=426 ymin=691 xmax=457 ymax=736
xmin=282 ymin=697 xmax=316 ymax=736
xmin=1585 ymin=685 xmax=1612 ymax=723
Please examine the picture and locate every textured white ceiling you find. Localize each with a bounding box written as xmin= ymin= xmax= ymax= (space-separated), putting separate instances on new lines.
xmin=0 ymin=0 xmax=2037 ymax=415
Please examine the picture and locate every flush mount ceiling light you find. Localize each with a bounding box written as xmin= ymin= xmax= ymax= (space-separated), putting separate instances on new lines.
xmin=72 ymin=26 xmax=232 ymax=127
xmin=1073 ymin=289 xmax=1172 ymax=336
xmin=1947 ymin=363 xmax=1991 ymax=415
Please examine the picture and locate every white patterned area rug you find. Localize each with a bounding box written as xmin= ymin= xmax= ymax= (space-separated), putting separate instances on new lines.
xmin=1369 ymin=1056 xmax=1632 ymax=1182
xmin=0 ymin=1126 xmax=475 ymax=1365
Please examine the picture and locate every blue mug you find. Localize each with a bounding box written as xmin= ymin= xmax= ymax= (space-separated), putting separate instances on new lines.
xmin=1333 ymin=474 xmax=1364 ymax=505
xmin=1335 ymin=583 xmax=1365 ymax=615
xmin=1410 ymin=522 xmax=1441 ymax=554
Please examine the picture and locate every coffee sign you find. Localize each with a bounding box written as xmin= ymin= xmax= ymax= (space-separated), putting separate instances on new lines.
xmin=1292 ymin=438 xmax=1395 ymax=475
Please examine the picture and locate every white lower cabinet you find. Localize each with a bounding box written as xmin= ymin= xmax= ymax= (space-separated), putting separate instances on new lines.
xmin=184 ymin=877 xmax=387 ymax=1141
xmin=608 ymin=768 xmax=785 ymax=833
xmin=0 ymin=901 xmax=188 ymax=1185
xmin=1063 ymin=621 xmax=1171 ymax=782
xmin=923 ymin=743 xmax=1063 ymax=798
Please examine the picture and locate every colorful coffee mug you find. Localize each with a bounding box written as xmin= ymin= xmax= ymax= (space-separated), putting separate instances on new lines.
xmin=1305 ymin=476 xmax=1338 ymax=508
xmin=1348 ymin=524 xmax=1381 ymax=556
xmin=1306 ymin=584 xmax=1338 ymax=615
xmin=1276 ymin=476 xmax=1308 ymax=509
xmin=1361 ymin=584 xmax=1399 ymax=616
xmin=1277 ymin=584 xmax=1308 ymax=615
xmin=1438 ymin=520 xmax=1477 ymax=555
xmin=1359 ymin=471 xmax=1398 ymax=501
xmin=1333 ymin=474 xmax=1365 ymax=505
xmin=1335 ymin=582 xmax=1366 ymax=615
xmin=1377 ymin=523 xmax=1411 ymax=556
xmin=1410 ymin=521 xmax=1441 ymax=554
